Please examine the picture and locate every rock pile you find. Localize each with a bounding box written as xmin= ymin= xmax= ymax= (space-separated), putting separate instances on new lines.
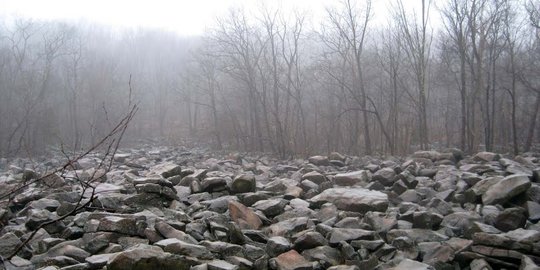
xmin=0 ymin=147 xmax=539 ymax=270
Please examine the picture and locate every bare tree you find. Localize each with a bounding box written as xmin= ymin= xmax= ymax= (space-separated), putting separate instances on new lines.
xmin=392 ymin=0 xmax=432 ymax=150
xmin=212 ymin=8 xmax=266 ymax=152
xmin=323 ymin=0 xmax=374 ymax=155
xmin=441 ymin=0 xmax=470 ymax=152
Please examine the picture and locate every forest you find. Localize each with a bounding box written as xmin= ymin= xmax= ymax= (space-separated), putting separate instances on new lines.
xmin=1 ymin=0 xmax=539 ymax=158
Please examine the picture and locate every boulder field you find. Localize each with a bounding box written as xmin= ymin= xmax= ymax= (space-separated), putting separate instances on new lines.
xmin=0 ymin=147 xmax=539 ymax=270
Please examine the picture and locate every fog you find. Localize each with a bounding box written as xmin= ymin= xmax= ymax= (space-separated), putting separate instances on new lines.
xmin=0 ymin=0 xmax=539 ymax=157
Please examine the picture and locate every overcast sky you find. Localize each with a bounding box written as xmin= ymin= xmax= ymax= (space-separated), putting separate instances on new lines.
xmin=0 ymin=0 xmax=426 ymax=35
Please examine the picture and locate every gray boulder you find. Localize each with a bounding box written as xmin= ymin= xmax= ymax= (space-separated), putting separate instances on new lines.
xmin=482 ymin=174 xmax=531 ymax=205
xmin=310 ymin=188 xmax=388 ymax=213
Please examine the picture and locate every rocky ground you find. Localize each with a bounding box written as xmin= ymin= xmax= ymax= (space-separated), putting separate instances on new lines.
xmin=0 ymin=146 xmax=539 ymax=270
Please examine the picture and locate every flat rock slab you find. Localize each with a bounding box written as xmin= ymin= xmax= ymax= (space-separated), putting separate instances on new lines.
xmin=482 ymin=174 xmax=531 ymax=205
xmin=333 ymin=171 xmax=369 ymax=186
xmin=393 ymin=258 xmax=434 ymax=270
xmin=107 ymin=247 xmax=193 ymax=270
xmin=155 ymin=238 xmax=213 ymax=259
xmin=310 ymin=187 xmax=388 ymax=213
xmin=386 ymin=229 xmax=449 ymax=243
xmin=328 ymin=228 xmax=375 ymax=244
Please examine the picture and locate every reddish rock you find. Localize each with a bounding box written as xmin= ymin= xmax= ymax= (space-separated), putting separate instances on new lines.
xmin=274 ymin=250 xmax=312 ymax=270
xmin=228 ymin=201 xmax=262 ymax=230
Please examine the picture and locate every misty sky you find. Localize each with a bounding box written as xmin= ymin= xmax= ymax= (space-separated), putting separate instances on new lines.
xmin=0 ymin=0 xmax=426 ymax=35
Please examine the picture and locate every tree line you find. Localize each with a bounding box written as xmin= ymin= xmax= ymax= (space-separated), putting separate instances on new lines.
xmin=1 ymin=0 xmax=539 ymax=158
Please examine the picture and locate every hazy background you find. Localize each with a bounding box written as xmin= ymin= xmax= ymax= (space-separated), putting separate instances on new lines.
xmin=0 ymin=0 xmax=538 ymax=158
xmin=1 ymin=0 xmax=427 ymax=34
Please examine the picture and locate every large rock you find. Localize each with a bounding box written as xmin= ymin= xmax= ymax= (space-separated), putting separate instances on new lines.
xmin=107 ymin=245 xmax=193 ymax=270
xmin=26 ymin=209 xmax=64 ymax=233
xmin=386 ymin=229 xmax=449 ymax=243
xmin=228 ymin=201 xmax=262 ymax=230
xmin=302 ymin=246 xmax=343 ymax=268
xmin=266 ymin=217 xmax=309 ymax=237
xmin=333 ymin=171 xmax=369 ymax=186
xmin=308 ymin=156 xmax=330 ymax=166
xmin=393 ymin=258 xmax=434 ymax=270
xmin=267 ymin=236 xmax=292 ymax=257
xmin=494 ymin=207 xmax=527 ymax=232
xmin=482 ymin=174 xmax=531 ymax=205
xmin=149 ymin=163 xmax=182 ymax=178
xmin=200 ymin=177 xmax=228 ymax=192
xmin=229 ymin=174 xmax=256 ymax=193
xmin=0 ymin=232 xmax=22 ymax=257
xmin=31 ymin=244 xmax=91 ymax=266
xmin=293 ymin=231 xmax=328 ymax=251
xmin=155 ymin=238 xmax=214 ymax=259
xmin=41 ymin=173 xmax=66 ymax=188
xmin=310 ymin=188 xmax=388 ymax=213
xmin=328 ymin=228 xmax=375 ymax=244
xmin=473 ymin=152 xmax=500 ymax=162
xmin=28 ymin=198 xmax=61 ymax=211
xmin=155 ymin=221 xmax=197 ymax=244
xmin=86 ymin=253 xmax=117 ymax=269
xmin=412 ymin=151 xmax=443 ymax=161
xmin=208 ymin=259 xmax=240 ymax=270
xmin=520 ymin=255 xmax=540 ymax=270
xmin=272 ymin=249 xmax=313 ymax=270
xmin=253 ymin=199 xmax=287 ymax=217
xmin=373 ymin=167 xmax=397 ymax=186
xmin=98 ymin=216 xmax=139 ymax=236
xmin=301 ymin=171 xmax=327 ymax=185
xmin=526 ymin=201 xmax=540 ymax=222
